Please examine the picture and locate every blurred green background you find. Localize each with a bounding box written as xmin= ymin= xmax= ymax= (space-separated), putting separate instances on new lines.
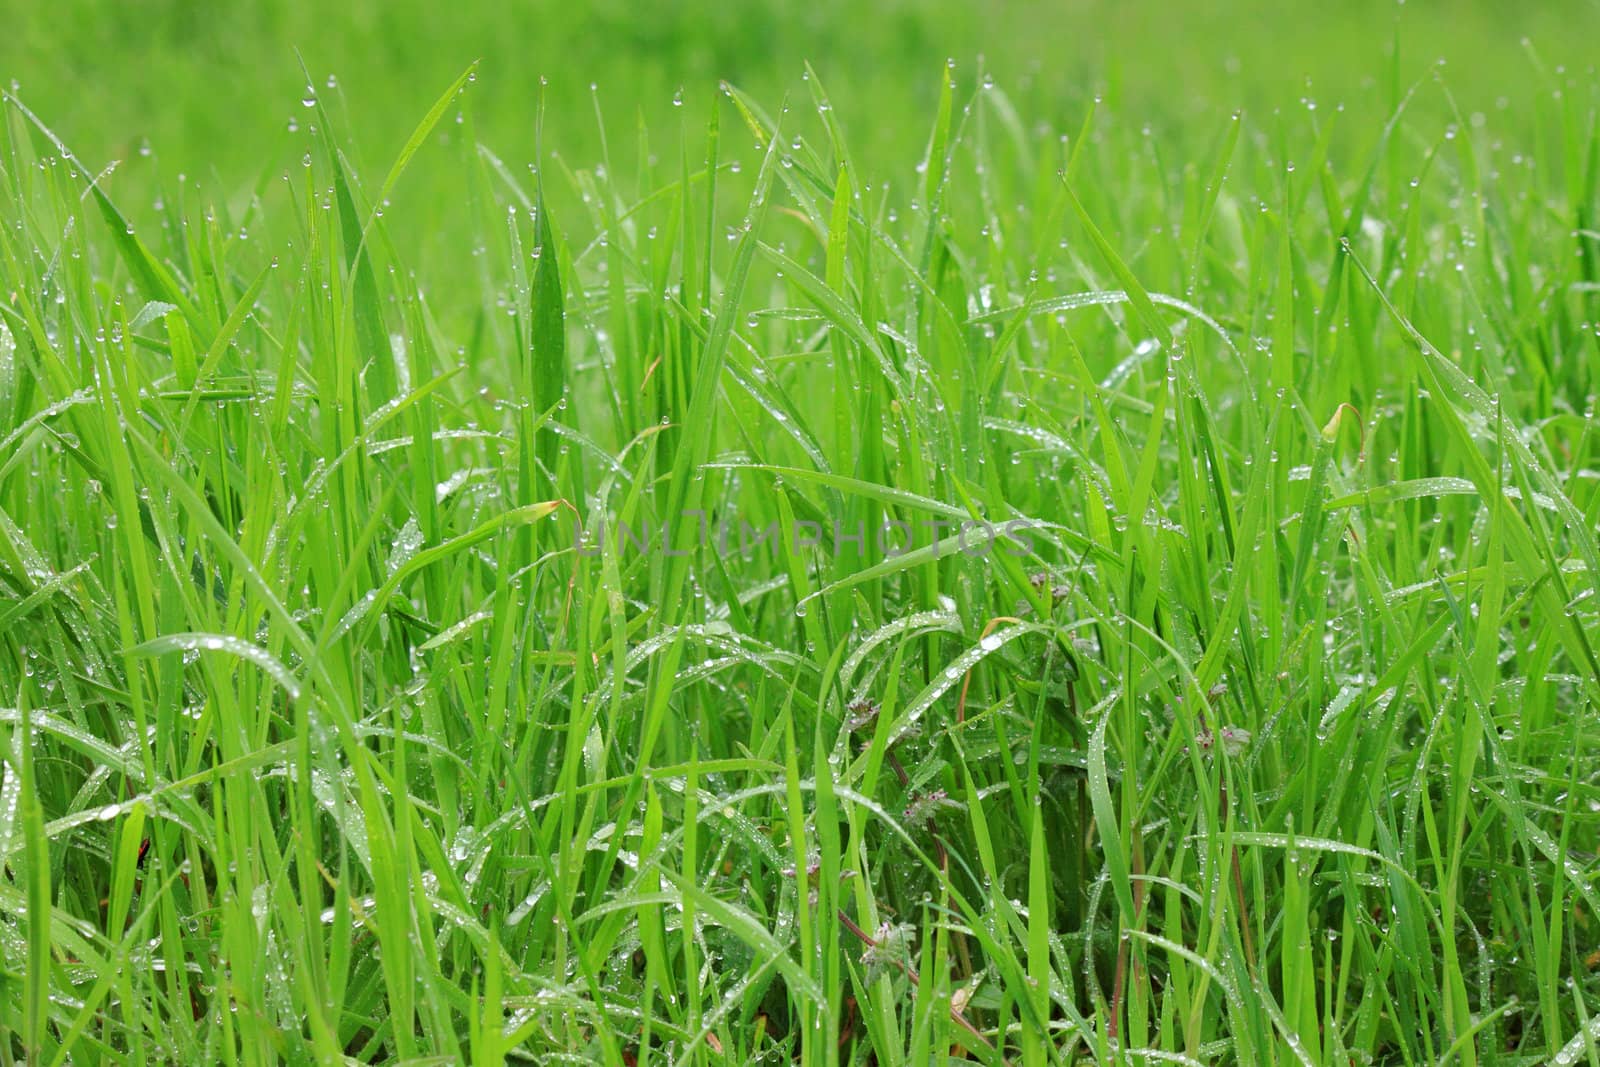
xmin=4 ymin=0 xmax=1596 ymax=189
xmin=4 ymin=0 xmax=1596 ymax=335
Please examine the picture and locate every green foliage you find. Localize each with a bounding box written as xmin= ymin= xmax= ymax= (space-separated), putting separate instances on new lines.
xmin=3 ymin=4 xmax=1600 ymax=1064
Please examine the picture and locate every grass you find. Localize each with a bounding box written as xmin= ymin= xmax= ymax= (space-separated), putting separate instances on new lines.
xmin=4 ymin=2 xmax=1600 ymax=1063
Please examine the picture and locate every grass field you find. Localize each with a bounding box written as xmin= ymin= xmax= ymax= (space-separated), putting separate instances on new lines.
xmin=5 ymin=1 xmax=1600 ymax=1063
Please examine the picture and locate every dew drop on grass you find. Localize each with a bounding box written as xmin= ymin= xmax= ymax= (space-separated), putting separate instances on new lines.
xmin=0 ymin=318 xmax=13 ymax=384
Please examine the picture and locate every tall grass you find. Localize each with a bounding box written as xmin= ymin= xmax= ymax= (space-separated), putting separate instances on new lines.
xmin=3 ymin=24 xmax=1600 ymax=1067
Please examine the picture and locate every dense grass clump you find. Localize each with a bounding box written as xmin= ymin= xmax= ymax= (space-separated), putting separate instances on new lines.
xmin=4 ymin=9 xmax=1600 ymax=1065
